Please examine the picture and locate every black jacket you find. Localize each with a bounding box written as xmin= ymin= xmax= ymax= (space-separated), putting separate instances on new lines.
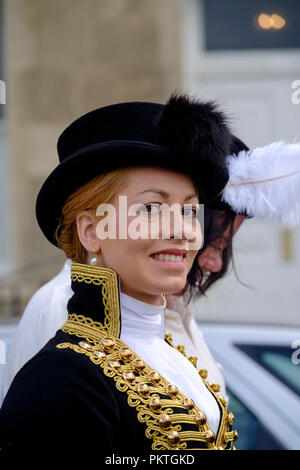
xmin=0 ymin=263 xmax=237 ymax=458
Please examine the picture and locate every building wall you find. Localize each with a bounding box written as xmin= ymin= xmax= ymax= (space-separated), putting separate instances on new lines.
xmin=181 ymin=0 xmax=300 ymax=326
xmin=1 ymin=0 xmax=182 ymax=318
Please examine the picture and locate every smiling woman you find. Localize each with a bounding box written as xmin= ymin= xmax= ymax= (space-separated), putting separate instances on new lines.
xmin=56 ymin=166 xmax=202 ymax=305
xmin=0 ymin=93 xmax=239 ymax=456
xmin=76 ymin=167 xmax=202 ymax=305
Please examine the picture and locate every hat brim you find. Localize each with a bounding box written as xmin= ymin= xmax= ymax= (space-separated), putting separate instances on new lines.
xmin=36 ymin=140 xmax=228 ymax=246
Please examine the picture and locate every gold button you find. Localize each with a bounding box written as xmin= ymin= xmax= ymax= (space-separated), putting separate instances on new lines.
xmin=119 ymin=347 xmax=133 ymax=362
xmin=159 ymin=413 xmax=171 ymax=430
xmin=210 ymin=383 xmax=221 ymax=393
xmin=228 ymin=411 xmax=235 ymax=425
xmin=167 ymin=430 xmax=180 ymax=447
xmin=79 ymin=341 xmax=92 ymax=350
xmin=123 ymin=371 xmax=135 ymax=383
xmin=205 ymin=430 xmax=216 ymax=444
xmin=148 ymin=371 xmax=161 ymax=384
xmin=108 ymin=360 xmax=121 ymax=370
xmin=183 ymin=397 xmax=195 ymax=411
xmin=149 ymin=396 xmax=162 ymax=413
xmin=199 ymin=369 xmax=208 ymax=379
xmin=100 ymin=337 xmax=116 ymax=351
xmin=93 ymin=350 xmax=106 ymax=359
xmin=132 ymin=358 xmax=146 ymax=373
xmin=219 ymin=396 xmax=227 ymax=407
xmin=166 ymin=384 xmax=178 ymax=398
xmin=137 ymin=383 xmax=150 ymax=397
xmin=195 ymin=412 xmax=207 ymax=427
xmin=225 ymin=429 xmax=239 ymax=443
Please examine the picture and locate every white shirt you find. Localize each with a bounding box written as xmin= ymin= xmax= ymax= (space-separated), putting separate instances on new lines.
xmin=164 ymin=294 xmax=227 ymax=400
xmin=120 ymin=292 xmax=220 ymax=434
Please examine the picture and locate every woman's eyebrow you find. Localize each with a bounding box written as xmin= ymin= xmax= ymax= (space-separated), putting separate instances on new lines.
xmin=136 ymin=189 xmax=198 ymax=201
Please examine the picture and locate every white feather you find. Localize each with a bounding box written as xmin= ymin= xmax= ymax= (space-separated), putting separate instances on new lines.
xmin=221 ymin=141 xmax=300 ymax=227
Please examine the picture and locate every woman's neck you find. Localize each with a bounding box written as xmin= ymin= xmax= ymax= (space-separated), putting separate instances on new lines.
xmin=120 ymin=291 xmax=165 ymax=339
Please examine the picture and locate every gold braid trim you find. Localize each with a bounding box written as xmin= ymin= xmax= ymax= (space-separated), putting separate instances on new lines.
xmin=164 ymin=332 xmax=238 ymax=450
xmin=57 ymin=313 xmax=236 ymax=450
xmin=61 ymin=314 xmax=107 ymax=344
xmin=71 ymin=262 xmax=121 ymax=338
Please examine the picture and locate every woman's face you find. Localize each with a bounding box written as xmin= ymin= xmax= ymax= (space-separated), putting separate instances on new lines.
xmin=78 ymin=166 xmax=201 ymax=305
xmin=197 ymin=214 xmax=245 ymax=273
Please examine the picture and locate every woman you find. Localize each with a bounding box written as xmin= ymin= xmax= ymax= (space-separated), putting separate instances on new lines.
xmin=2 ymin=141 xmax=246 ymax=404
xmin=1 ymin=209 xmax=240 ymax=403
xmin=165 ymin=134 xmax=300 ymax=408
xmin=0 ymin=94 xmax=238 ymax=455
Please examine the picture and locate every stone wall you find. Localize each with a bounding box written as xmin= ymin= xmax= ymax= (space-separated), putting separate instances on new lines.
xmin=2 ymin=0 xmax=182 ymax=318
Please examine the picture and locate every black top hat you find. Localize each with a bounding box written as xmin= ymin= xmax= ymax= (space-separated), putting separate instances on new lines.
xmin=36 ymin=93 xmax=232 ymax=246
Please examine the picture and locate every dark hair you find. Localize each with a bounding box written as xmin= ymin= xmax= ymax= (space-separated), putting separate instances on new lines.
xmin=181 ymin=208 xmax=236 ymax=303
xmin=179 ymin=135 xmax=250 ymax=304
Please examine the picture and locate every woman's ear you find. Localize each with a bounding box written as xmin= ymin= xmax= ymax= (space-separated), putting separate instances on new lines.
xmin=76 ymin=211 xmax=101 ymax=253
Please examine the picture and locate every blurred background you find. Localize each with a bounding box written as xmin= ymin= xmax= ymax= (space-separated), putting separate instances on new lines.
xmin=0 ymin=0 xmax=299 ymax=449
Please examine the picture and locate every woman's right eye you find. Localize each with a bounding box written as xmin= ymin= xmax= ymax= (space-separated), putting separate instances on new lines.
xmin=210 ymin=237 xmax=227 ymax=252
xmin=140 ymin=204 xmax=161 ymax=216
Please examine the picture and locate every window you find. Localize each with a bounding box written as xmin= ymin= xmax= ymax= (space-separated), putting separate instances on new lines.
xmin=234 ymin=344 xmax=300 ymax=397
xmin=202 ymin=0 xmax=300 ymax=51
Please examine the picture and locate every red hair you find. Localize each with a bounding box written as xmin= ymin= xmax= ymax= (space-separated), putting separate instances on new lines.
xmin=55 ymin=167 xmax=131 ymax=262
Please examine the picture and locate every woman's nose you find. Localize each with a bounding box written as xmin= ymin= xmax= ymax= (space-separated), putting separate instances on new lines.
xmin=171 ymin=212 xmax=202 ymax=248
xmin=200 ymin=249 xmax=223 ymax=273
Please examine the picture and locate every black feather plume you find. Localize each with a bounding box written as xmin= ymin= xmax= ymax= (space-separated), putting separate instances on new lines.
xmin=153 ymin=92 xmax=232 ymax=172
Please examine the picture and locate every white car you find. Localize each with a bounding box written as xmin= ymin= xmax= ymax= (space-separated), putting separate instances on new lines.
xmin=199 ymin=323 xmax=300 ymax=450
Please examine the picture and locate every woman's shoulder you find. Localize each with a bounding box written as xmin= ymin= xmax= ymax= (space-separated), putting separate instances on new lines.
xmin=0 ymin=329 xmax=121 ymax=454
xmin=7 ymin=330 xmax=116 ymax=393
xmin=1 ymin=329 xmax=120 ymax=420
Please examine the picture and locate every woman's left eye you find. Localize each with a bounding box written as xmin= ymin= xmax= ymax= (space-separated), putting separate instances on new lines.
xmin=139 ymin=204 xmax=198 ymax=218
xmin=183 ymin=207 xmax=198 ymax=217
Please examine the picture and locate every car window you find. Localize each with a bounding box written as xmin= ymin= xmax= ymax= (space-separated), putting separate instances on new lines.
xmin=234 ymin=344 xmax=300 ymax=397
xmin=226 ymin=388 xmax=284 ymax=450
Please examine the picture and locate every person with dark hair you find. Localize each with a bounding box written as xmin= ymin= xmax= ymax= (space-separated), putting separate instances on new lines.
xmin=165 ymin=207 xmax=244 ymax=400
xmin=188 ymin=209 xmax=240 ymax=297
xmin=164 ymin=133 xmax=300 ymax=405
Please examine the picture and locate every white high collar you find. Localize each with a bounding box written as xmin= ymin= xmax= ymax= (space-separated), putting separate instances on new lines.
xmin=119 ymin=291 xmax=220 ymax=434
xmin=120 ymin=292 xmax=165 ymax=339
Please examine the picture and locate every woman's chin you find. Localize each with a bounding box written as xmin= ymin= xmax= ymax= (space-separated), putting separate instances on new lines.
xmin=158 ymin=279 xmax=186 ymax=296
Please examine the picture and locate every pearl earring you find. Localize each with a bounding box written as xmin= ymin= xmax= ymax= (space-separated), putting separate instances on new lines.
xmin=90 ymin=249 xmax=98 ymax=266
